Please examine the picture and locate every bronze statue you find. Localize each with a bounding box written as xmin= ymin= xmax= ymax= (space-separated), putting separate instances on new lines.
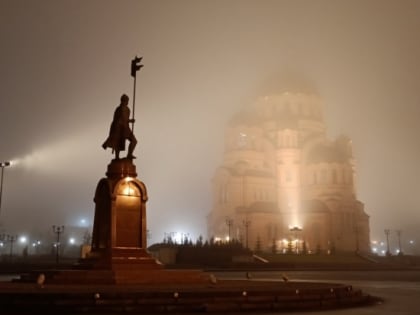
xmin=102 ymin=94 xmax=137 ymax=159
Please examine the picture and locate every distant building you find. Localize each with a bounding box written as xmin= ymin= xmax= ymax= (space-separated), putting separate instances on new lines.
xmin=207 ymin=92 xmax=370 ymax=254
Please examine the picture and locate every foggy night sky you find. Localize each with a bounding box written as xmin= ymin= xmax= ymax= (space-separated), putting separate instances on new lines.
xmin=1 ymin=0 xmax=420 ymax=246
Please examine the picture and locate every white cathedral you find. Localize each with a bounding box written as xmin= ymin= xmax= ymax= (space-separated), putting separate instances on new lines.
xmin=207 ymin=92 xmax=370 ymax=254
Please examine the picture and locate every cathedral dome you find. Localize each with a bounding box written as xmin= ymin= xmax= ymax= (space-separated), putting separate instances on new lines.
xmin=276 ymin=116 xmax=299 ymax=130
xmin=307 ymin=143 xmax=349 ymax=163
xmin=254 ymin=92 xmax=324 ymax=123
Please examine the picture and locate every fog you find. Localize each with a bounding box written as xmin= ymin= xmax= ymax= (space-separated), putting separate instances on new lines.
xmin=0 ymin=0 xmax=419 ymax=248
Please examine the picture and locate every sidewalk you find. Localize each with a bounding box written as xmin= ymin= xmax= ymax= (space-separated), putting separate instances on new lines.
xmin=0 ymin=278 xmax=381 ymax=314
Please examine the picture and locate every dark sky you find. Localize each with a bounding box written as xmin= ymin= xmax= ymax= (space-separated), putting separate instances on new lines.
xmin=1 ymin=0 xmax=419 ymax=247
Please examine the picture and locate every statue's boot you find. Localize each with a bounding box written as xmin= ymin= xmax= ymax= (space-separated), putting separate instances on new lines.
xmin=127 ymin=141 xmax=136 ymax=159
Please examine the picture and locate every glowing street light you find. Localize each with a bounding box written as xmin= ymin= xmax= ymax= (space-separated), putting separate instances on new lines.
xmin=243 ymin=220 xmax=251 ymax=249
xmin=384 ymin=229 xmax=391 ymax=256
xmin=0 ymin=161 xmax=11 ymax=219
xmin=396 ymin=230 xmax=403 ymax=256
xmin=225 ymin=217 xmax=234 ymax=242
xmin=52 ymin=225 xmax=65 ymax=264
xmin=290 ymin=226 xmax=303 ymax=254
xmin=19 ymin=236 xmax=27 ymax=244
xmin=4 ymin=234 xmax=17 ymax=257
xmin=31 ymin=240 xmax=41 ymax=255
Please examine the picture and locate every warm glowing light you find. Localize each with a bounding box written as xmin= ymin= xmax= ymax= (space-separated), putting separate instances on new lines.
xmin=120 ymin=177 xmax=137 ymax=196
xmin=122 ymin=180 xmax=137 ymax=196
xmin=123 ymin=187 xmax=135 ymax=196
xmin=289 ymin=225 xmax=303 ymax=231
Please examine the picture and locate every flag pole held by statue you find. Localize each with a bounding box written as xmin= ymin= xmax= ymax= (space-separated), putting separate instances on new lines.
xmin=130 ymin=56 xmax=144 ymax=133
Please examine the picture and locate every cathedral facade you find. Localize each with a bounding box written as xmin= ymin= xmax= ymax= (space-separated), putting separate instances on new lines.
xmin=207 ymin=92 xmax=370 ymax=254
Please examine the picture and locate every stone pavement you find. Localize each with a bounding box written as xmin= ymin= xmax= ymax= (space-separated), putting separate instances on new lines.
xmin=0 ymin=278 xmax=381 ymax=314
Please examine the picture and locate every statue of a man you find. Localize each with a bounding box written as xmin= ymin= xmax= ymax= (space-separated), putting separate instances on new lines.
xmin=102 ymin=94 xmax=137 ymax=159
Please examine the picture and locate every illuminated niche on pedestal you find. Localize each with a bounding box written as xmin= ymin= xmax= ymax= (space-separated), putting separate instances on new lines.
xmin=115 ymin=178 xmax=142 ymax=248
xmin=91 ymin=175 xmax=148 ymax=254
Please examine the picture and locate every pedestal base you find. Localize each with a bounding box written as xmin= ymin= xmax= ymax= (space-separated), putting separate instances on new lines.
xmin=48 ymin=269 xmax=211 ymax=285
xmin=48 ymin=247 xmax=210 ymax=285
xmin=81 ymin=248 xmax=163 ymax=270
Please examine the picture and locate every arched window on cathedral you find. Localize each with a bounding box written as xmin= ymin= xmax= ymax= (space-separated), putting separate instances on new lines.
xmin=237 ymin=132 xmax=248 ymax=149
xmin=332 ymin=169 xmax=337 ymax=184
xmin=286 ymin=170 xmax=292 ymax=183
xmin=264 ymin=190 xmax=269 ymax=200
xmin=219 ymin=185 xmax=229 ymax=204
xmin=224 ymin=187 xmax=229 ymax=203
xmin=284 ymin=102 xmax=290 ymax=113
xmin=321 ymin=169 xmax=327 ymax=184
xmin=284 ymin=135 xmax=290 ymax=147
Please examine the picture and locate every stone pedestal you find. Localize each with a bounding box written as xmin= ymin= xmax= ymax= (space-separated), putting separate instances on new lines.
xmin=85 ymin=158 xmax=161 ymax=270
xmin=55 ymin=158 xmax=209 ymax=285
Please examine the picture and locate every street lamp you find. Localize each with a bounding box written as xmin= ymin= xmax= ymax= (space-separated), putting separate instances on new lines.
xmin=52 ymin=225 xmax=65 ymax=264
xmin=243 ymin=219 xmax=251 ymax=249
xmin=396 ymin=230 xmax=403 ymax=256
xmin=226 ymin=217 xmax=234 ymax=242
xmin=290 ymin=226 xmax=303 ymax=254
xmin=384 ymin=229 xmax=391 ymax=256
xmin=0 ymin=161 xmax=11 ymax=219
xmin=5 ymin=234 xmax=17 ymax=257
xmin=32 ymin=240 xmax=41 ymax=255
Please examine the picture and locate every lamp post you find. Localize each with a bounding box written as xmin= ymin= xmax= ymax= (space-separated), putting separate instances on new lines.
xmin=32 ymin=240 xmax=41 ymax=255
xmin=243 ymin=219 xmax=251 ymax=249
xmin=52 ymin=225 xmax=65 ymax=264
xmin=226 ymin=217 xmax=234 ymax=242
xmin=396 ymin=230 xmax=403 ymax=256
xmin=7 ymin=235 xmax=17 ymax=257
xmin=290 ymin=226 xmax=303 ymax=254
xmin=0 ymin=234 xmax=4 ymax=252
xmin=384 ymin=229 xmax=391 ymax=256
xmin=0 ymin=161 xmax=11 ymax=219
